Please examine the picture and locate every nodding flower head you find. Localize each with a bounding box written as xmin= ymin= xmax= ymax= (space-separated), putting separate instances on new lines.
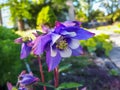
xmin=14 ymin=37 xmax=33 ymax=59
xmin=18 ymin=71 xmax=39 ymax=86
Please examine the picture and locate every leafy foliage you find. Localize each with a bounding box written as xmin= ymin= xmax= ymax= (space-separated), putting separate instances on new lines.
xmin=0 ymin=26 xmax=23 ymax=85
xmin=80 ymin=34 xmax=113 ymax=56
xmin=76 ymin=10 xmax=88 ymax=22
xmin=7 ymin=0 xmax=31 ymax=21
xmin=56 ymin=82 xmax=82 ymax=90
xmin=37 ymin=5 xmax=56 ymax=28
xmin=109 ymin=69 xmax=119 ymax=76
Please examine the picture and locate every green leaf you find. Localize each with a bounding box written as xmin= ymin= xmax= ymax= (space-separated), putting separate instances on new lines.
xmin=56 ymin=82 xmax=82 ymax=89
xmin=38 ymin=82 xmax=54 ymax=88
xmin=59 ymin=64 xmax=72 ymax=72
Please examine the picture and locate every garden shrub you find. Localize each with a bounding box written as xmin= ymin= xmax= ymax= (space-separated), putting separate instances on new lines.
xmin=36 ymin=5 xmax=57 ymax=28
xmin=80 ymin=34 xmax=113 ymax=56
xmin=114 ymin=30 xmax=120 ymax=34
xmin=0 ymin=26 xmax=24 ymax=85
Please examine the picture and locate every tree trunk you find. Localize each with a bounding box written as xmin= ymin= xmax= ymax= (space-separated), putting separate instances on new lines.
xmin=17 ymin=19 xmax=25 ymax=30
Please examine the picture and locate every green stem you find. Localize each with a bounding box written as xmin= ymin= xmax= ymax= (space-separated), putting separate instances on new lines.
xmin=24 ymin=59 xmax=31 ymax=73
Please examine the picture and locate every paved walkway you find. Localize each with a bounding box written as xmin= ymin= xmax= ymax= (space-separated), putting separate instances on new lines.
xmin=90 ymin=29 xmax=120 ymax=68
xmin=109 ymin=33 xmax=120 ymax=68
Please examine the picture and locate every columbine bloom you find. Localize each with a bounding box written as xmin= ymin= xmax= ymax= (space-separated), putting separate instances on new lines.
xmin=15 ymin=37 xmax=33 ymax=59
xmin=17 ymin=71 xmax=39 ymax=89
xmin=33 ymin=21 xmax=95 ymax=71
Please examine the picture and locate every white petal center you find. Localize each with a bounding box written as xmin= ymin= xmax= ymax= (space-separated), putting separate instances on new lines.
xmin=51 ymin=33 xmax=61 ymax=45
xmin=69 ymin=39 xmax=80 ymax=49
xmin=59 ymin=47 xmax=72 ymax=57
xmin=61 ymin=31 xmax=76 ymax=37
xmin=50 ymin=46 xmax=57 ymax=57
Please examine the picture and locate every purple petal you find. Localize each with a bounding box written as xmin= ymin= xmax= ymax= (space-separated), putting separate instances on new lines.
xmin=54 ymin=21 xmax=66 ymax=34
xmin=18 ymin=87 xmax=27 ymax=90
xmin=63 ymin=26 xmax=95 ymax=40
xmin=7 ymin=82 xmax=13 ymax=90
xmin=19 ymin=74 xmax=39 ymax=85
xmin=51 ymin=33 xmax=61 ymax=45
xmin=20 ymin=43 xmax=31 ymax=59
xmin=27 ymin=41 xmax=34 ymax=47
xmin=46 ymin=47 xmax=61 ymax=71
xmin=55 ymin=21 xmax=63 ymax=27
xmin=33 ymin=34 xmax=51 ymax=55
xmin=60 ymin=31 xmax=76 ymax=37
xmin=14 ymin=37 xmax=23 ymax=44
xmin=73 ymin=28 xmax=95 ymax=40
xmin=72 ymin=46 xmax=83 ymax=56
xmin=63 ymin=21 xmax=81 ymax=27
xmin=41 ymin=25 xmax=50 ymax=33
xmin=18 ymin=71 xmax=39 ymax=86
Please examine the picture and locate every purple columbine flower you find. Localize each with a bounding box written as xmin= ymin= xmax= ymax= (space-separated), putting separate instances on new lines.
xmin=15 ymin=37 xmax=33 ymax=59
xmin=33 ymin=21 xmax=95 ymax=71
xmin=17 ymin=70 xmax=39 ymax=90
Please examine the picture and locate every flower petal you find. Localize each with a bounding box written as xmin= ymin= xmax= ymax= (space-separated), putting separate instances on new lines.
xmin=61 ymin=31 xmax=76 ymax=37
xmin=59 ymin=47 xmax=72 ymax=57
xmin=51 ymin=33 xmax=61 ymax=45
xmin=73 ymin=28 xmax=95 ymax=40
xmin=68 ymin=39 xmax=80 ymax=49
xmin=14 ymin=37 xmax=23 ymax=44
xmin=51 ymin=46 xmax=57 ymax=57
xmin=61 ymin=26 xmax=94 ymax=40
xmin=63 ymin=21 xmax=81 ymax=27
xmin=33 ymin=34 xmax=51 ymax=55
xmin=19 ymin=74 xmax=39 ymax=85
xmin=7 ymin=82 xmax=13 ymax=90
xmin=46 ymin=47 xmax=61 ymax=71
xmin=20 ymin=43 xmax=31 ymax=59
xmin=72 ymin=46 xmax=84 ymax=56
xmin=54 ymin=21 xmax=65 ymax=33
xmin=41 ymin=25 xmax=49 ymax=33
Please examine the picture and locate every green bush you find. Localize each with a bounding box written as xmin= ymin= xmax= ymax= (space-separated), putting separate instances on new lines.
xmin=114 ymin=30 xmax=120 ymax=34
xmin=80 ymin=34 xmax=113 ymax=56
xmin=0 ymin=26 xmax=24 ymax=85
xmin=36 ymin=5 xmax=57 ymax=28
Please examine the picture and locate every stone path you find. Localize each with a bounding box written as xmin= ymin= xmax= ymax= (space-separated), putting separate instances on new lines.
xmin=109 ymin=33 xmax=120 ymax=68
xmin=90 ymin=29 xmax=120 ymax=69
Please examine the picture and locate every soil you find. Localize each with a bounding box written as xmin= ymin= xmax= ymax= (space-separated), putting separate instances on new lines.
xmin=47 ymin=65 xmax=120 ymax=90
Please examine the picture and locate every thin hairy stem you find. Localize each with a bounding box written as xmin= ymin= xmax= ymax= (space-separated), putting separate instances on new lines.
xmin=37 ymin=56 xmax=46 ymax=90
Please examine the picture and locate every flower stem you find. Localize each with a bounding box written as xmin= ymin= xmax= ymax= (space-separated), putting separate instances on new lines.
xmin=24 ymin=59 xmax=31 ymax=73
xmin=37 ymin=56 xmax=46 ymax=90
xmin=54 ymin=67 xmax=59 ymax=88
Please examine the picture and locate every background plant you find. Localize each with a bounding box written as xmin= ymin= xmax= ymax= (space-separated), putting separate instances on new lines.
xmin=80 ymin=34 xmax=113 ymax=56
xmin=0 ymin=26 xmax=24 ymax=86
xmin=36 ymin=5 xmax=56 ymax=28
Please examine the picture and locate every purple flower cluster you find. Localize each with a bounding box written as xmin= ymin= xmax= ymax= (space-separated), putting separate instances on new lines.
xmin=15 ymin=21 xmax=95 ymax=71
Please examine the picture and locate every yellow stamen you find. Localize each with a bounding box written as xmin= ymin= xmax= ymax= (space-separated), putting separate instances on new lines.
xmin=56 ymin=40 xmax=68 ymax=50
